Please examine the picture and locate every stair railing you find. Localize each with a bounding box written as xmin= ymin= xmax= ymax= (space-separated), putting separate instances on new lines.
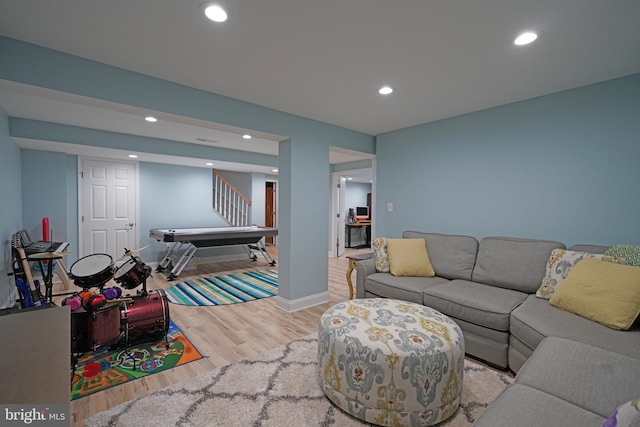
xmin=212 ymin=170 xmax=251 ymax=226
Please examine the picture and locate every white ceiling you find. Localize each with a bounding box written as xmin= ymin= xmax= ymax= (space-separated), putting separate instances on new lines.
xmin=1 ymin=0 xmax=639 ymax=176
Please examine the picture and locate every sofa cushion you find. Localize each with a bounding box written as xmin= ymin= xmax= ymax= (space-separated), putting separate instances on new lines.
xmin=536 ymin=248 xmax=627 ymax=300
xmin=385 ymin=238 xmax=435 ymax=276
xmin=422 ymin=280 xmax=528 ymax=332
xmin=549 ymin=258 xmax=640 ymax=330
xmin=510 ymin=295 xmax=640 ymax=360
xmin=365 ymin=273 xmax=448 ymax=304
xmin=402 ymin=231 xmax=479 ymax=281
xmin=516 ymin=337 xmax=640 ymax=418
xmin=473 ymin=383 xmax=605 ymax=427
xmin=471 ymin=236 xmax=565 ymax=293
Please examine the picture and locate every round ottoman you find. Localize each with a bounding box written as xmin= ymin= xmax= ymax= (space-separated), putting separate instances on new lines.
xmin=318 ymin=298 xmax=465 ymax=426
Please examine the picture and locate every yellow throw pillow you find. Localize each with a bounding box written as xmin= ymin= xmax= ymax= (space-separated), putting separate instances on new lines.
xmin=386 ymin=238 xmax=435 ymax=277
xmin=549 ymin=258 xmax=640 ymax=330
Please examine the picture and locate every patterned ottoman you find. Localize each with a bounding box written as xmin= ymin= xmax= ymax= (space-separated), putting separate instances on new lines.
xmin=318 ymin=298 xmax=465 ymax=426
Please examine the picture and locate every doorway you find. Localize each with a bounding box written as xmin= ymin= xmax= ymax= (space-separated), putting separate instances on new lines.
xmin=265 ymin=181 xmax=277 ymax=245
xmin=330 ymin=167 xmax=374 ymax=257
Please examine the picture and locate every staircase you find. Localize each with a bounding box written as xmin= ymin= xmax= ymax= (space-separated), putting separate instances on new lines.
xmin=212 ymin=170 xmax=251 ymax=226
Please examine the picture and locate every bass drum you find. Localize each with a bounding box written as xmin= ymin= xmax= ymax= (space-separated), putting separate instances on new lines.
xmin=71 ymin=303 xmax=122 ymax=353
xmin=69 ymin=253 xmax=115 ymax=289
xmin=120 ymin=289 xmax=170 ymax=345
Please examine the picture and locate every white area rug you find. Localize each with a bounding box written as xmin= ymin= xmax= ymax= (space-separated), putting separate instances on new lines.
xmin=87 ymin=335 xmax=513 ymax=426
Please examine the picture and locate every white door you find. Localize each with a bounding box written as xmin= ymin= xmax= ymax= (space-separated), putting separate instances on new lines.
xmin=80 ymin=159 xmax=138 ymax=260
xmin=336 ymin=176 xmax=346 ymax=257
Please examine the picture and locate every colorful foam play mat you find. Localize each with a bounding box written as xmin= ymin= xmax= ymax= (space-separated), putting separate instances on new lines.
xmin=71 ymin=320 xmax=203 ymax=400
xmin=165 ymin=270 xmax=278 ymax=306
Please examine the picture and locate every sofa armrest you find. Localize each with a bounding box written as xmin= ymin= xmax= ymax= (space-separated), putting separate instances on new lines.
xmin=355 ymin=258 xmax=377 ymax=298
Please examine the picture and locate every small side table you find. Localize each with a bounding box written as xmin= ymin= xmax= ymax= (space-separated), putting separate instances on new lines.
xmin=345 ymin=252 xmax=374 ymax=299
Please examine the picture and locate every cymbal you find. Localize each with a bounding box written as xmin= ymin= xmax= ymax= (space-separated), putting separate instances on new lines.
xmin=119 ymin=245 xmax=150 ymax=260
xmin=28 ymin=251 xmax=70 ymax=260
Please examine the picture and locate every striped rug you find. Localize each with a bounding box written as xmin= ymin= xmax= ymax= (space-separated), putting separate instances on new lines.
xmin=165 ymin=270 xmax=278 ymax=306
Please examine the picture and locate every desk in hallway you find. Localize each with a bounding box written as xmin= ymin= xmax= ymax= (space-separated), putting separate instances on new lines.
xmin=345 ymin=220 xmax=371 ymax=248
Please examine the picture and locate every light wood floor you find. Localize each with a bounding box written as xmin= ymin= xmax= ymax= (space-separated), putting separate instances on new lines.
xmin=68 ymin=246 xmax=369 ymax=427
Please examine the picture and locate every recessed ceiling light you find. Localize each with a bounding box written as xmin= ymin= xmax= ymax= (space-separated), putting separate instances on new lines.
xmin=203 ymin=4 xmax=228 ymax=22
xmin=206 ymin=162 xmax=214 ymax=166
xmin=272 ymin=169 xmax=278 ymax=172
xmin=242 ymin=134 xmax=252 ymax=139
xmin=128 ymin=154 xmax=138 ymax=158
xmin=514 ymin=32 xmax=538 ymax=46
xmin=378 ymin=86 xmax=393 ymax=95
xmin=145 ymin=116 xmax=157 ymax=122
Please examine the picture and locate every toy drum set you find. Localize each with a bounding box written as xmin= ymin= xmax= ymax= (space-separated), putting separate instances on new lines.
xmin=64 ymin=251 xmax=170 ymax=355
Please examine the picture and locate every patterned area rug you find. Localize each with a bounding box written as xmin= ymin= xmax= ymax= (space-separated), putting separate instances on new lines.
xmin=86 ymin=335 xmax=513 ymax=426
xmin=166 ymin=270 xmax=278 ymax=306
xmin=71 ymin=320 xmax=203 ymax=400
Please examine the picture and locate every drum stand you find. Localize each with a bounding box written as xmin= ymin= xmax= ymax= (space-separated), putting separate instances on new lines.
xmin=140 ymin=276 xmax=149 ymax=296
xmin=71 ymin=352 xmax=80 ymax=377
xmin=121 ymin=275 xmax=149 ymax=298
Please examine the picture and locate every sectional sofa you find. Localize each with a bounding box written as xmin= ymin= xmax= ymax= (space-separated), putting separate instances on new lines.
xmin=355 ymin=231 xmax=640 ymax=426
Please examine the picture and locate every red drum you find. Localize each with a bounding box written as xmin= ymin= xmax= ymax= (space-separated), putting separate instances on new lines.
xmin=70 ymin=253 xmax=115 ymax=289
xmin=114 ymin=257 xmax=152 ymax=289
xmin=71 ymin=303 xmax=122 ymax=353
xmin=120 ymin=289 xmax=170 ymax=345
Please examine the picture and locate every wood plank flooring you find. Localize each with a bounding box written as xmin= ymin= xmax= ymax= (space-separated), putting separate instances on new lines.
xmin=68 ymin=246 xmax=369 ymax=426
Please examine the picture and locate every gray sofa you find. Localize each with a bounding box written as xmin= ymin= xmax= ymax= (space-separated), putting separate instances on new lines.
xmin=355 ymin=231 xmax=640 ymax=425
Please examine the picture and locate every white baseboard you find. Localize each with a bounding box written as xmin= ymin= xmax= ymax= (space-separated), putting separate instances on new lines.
xmin=275 ymin=291 xmax=330 ymax=313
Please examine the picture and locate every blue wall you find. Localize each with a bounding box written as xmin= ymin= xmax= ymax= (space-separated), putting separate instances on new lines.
xmin=376 ymin=73 xmax=640 ymax=247
xmin=21 ymin=150 xmax=72 ymax=246
xmin=0 ymin=108 xmax=22 ymax=308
